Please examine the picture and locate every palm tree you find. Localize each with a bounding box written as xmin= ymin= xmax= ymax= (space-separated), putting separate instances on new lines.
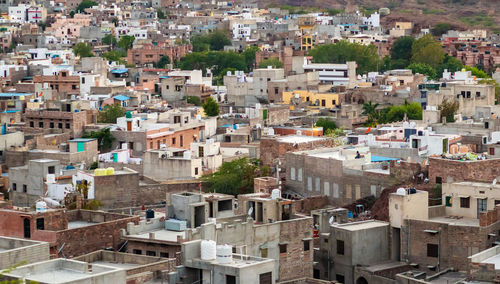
xmin=362 ymin=101 xmax=380 ymax=127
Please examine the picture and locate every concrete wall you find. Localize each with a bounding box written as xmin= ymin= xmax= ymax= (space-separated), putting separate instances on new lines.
xmin=0 ymin=237 xmax=50 ymax=269
xmin=143 ymin=151 xmax=202 ymax=181
xmin=389 ymin=191 xmax=429 ymax=229
xmin=0 ymin=132 xmax=24 ymax=151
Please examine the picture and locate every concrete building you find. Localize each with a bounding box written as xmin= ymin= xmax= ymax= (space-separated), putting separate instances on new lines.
xmin=1 ymin=259 xmax=126 ymax=283
xmin=303 ymin=60 xmax=357 ymax=88
xmin=174 ymin=239 xmax=276 ymax=284
xmin=0 ymin=236 xmax=50 ymax=270
xmin=127 ymin=42 xmax=191 ymax=66
xmin=166 ymin=192 xmax=209 ymax=228
xmin=316 ymin=220 xmax=390 ymax=283
xmin=286 ymin=147 xmax=393 ymax=205
xmin=143 ymin=148 xmax=203 ymax=180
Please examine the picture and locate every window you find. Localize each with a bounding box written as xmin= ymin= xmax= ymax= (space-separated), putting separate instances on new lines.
xmin=260 ymin=248 xmax=268 ymax=258
xmin=72 ymin=85 xmax=77 ymax=90
xmin=460 ymin=197 xmax=470 ymax=208
xmin=23 ymin=184 xmax=27 ymax=193
xmin=180 ymin=135 xmax=183 ymax=147
xmin=160 ymin=252 xmax=169 ymax=258
xmin=48 ymin=166 xmax=55 ymax=174
xmin=66 ymin=123 xmax=70 ymax=129
xmin=346 ymin=184 xmax=352 ymax=199
xmin=307 ymin=177 xmax=312 ymax=191
xmin=58 ymin=123 xmax=63 ymax=129
xmin=133 ymin=249 xmax=142 ymax=255
xmin=39 ymin=121 xmax=43 ymax=128
xmin=29 ymin=121 xmax=34 ymax=127
xmin=315 ymin=177 xmax=320 ymax=191
xmin=226 ymin=275 xmax=236 ymax=284
xmin=427 ymin=244 xmax=438 ymax=257
xmin=279 ymin=244 xmax=287 ymax=254
xmin=195 ymin=168 xmax=199 ymax=175
xmin=336 ymin=274 xmax=345 ymax=283
xmin=172 ymin=137 xmax=176 ymax=145
xmin=12 ymin=183 xmax=16 ymax=191
xmin=337 ymin=240 xmax=344 ymax=255
xmin=290 ymin=167 xmax=296 ymax=180
xmin=324 ymin=182 xmax=330 ymax=196
xmin=303 ymin=240 xmax=310 ymax=251
xmin=81 ymin=77 xmax=85 ymax=84
xmin=259 ymin=272 xmax=272 ymax=284
xmin=332 ymin=99 xmax=336 ymax=105
xmin=297 ymin=168 xmax=303 ymax=181
xmin=50 ymin=122 xmax=54 ymax=128
xmin=490 ymin=148 xmax=495 ymax=155
xmin=146 ymin=251 xmax=156 ymax=256
xmin=445 ymin=196 xmax=452 ymax=207
xmin=476 ymin=91 xmax=481 ymax=97
xmin=333 ymin=183 xmax=339 ymax=198
xmin=36 ymin=218 xmax=44 ymax=230
xmin=436 ymin=176 xmax=442 ymax=184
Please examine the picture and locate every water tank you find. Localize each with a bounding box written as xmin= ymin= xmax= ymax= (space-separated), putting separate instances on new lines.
xmin=94 ymin=168 xmax=106 ymax=176
xmin=146 ymin=209 xmax=154 ymax=219
xmin=396 ymin=188 xmax=407 ymax=195
xmin=106 ymin=167 xmax=115 ymax=175
xmin=216 ymin=244 xmax=233 ymax=264
xmin=271 ymin=189 xmax=281 ymax=200
xmin=201 ymin=240 xmax=216 ymax=260
xmin=36 ymin=201 xmax=47 ymax=213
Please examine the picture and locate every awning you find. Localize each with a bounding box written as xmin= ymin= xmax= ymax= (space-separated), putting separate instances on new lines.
xmin=371 ymin=156 xmax=399 ymax=162
xmin=113 ymin=95 xmax=130 ymax=101
xmin=111 ymin=68 xmax=128 ymax=74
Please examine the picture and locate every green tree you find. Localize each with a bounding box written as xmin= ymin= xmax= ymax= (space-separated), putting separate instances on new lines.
xmin=102 ymin=34 xmax=117 ymax=46
xmin=154 ymin=55 xmax=171 ymax=69
xmin=407 ymin=62 xmax=438 ymax=79
xmin=98 ymin=104 xmax=125 ymax=123
xmin=362 ymin=101 xmax=380 ymax=125
xmin=390 ymin=36 xmax=414 ymax=68
xmin=432 ymin=22 xmax=452 ymax=36
xmin=242 ymin=46 xmax=260 ymax=71
xmin=102 ymin=50 xmax=125 ymax=64
xmin=73 ymin=42 xmax=93 ymax=57
xmin=75 ymin=0 xmax=97 ymax=13
xmin=315 ymin=118 xmax=337 ymax=132
xmin=118 ymin=35 xmax=135 ymax=51
xmin=411 ymin=34 xmax=445 ymax=69
xmin=202 ymin=158 xmax=262 ymax=196
xmin=187 ymin=96 xmax=202 ymax=106
xmin=178 ymin=51 xmax=247 ymax=77
xmin=437 ymin=54 xmax=463 ymax=76
xmin=202 ymin=97 xmax=220 ymax=117
xmin=156 ymin=9 xmax=166 ymax=19
xmin=191 ymin=30 xmax=231 ymax=52
xmin=258 ymin=58 xmax=284 ymax=69
xmin=82 ymin=128 xmax=115 ymax=151
xmin=438 ymin=99 xmax=459 ymax=123
xmin=308 ymin=40 xmax=381 ymax=74
xmin=465 ymin=66 xmax=489 ymax=78
xmin=378 ymin=102 xmax=423 ymax=123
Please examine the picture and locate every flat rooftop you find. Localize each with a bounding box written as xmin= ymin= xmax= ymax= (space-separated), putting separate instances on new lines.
xmin=126 ymin=229 xmax=185 ymax=243
xmin=191 ymin=254 xmax=273 ymax=269
xmin=276 ymin=135 xmax=327 ymax=144
xmin=335 ymin=220 xmax=388 ymax=231
xmin=67 ymin=220 xmax=99 ymax=229
xmin=429 ymin=216 xmax=480 ymax=227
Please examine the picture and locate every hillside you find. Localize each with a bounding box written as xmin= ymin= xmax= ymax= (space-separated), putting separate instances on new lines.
xmin=261 ymin=0 xmax=500 ymax=33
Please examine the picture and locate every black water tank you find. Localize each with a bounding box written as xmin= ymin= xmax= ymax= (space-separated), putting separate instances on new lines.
xmin=146 ymin=209 xmax=155 ymax=219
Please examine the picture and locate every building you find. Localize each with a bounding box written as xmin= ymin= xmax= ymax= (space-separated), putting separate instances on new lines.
xmin=303 ymin=60 xmax=357 ymax=88
xmin=127 ymin=42 xmax=191 ymax=66
xmin=24 ymin=109 xmax=90 ymax=138
xmin=286 ymin=147 xmax=393 ymax=205
xmin=143 ymin=148 xmax=203 ymax=180
xmin=282 ymin=90 xmax=341 ymax=109
xmin=0 ymin=236 xmax=50 ymax=269
xmin=1 ymin=259 xmax=126 ymax=283
xmin=33 ymin=70 xmax=80 ymax=99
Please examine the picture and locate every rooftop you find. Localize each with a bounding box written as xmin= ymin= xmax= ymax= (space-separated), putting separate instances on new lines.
xmin=334 ymin=220 xmax=388 ymax=231
xmin=429 ymin=216 xmax=480 ymax=226
xmin=126 ymin=229 xmax=185 ymax=243
xmin=275 ymin=135 xmax=327 ymax=144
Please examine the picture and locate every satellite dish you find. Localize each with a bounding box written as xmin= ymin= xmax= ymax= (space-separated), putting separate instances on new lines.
xmin=248 ymin=206 xmax=253 ymax=216
xmin=329 ymin=216 xmax=334 ymax=225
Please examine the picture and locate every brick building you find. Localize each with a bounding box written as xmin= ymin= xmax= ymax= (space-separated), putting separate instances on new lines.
xmin=24 ymin=109 xmax=90 ymax=138
xmin=0 ymin=209 xmax=139 ymax=258
xmin=428 ymin=157 xmax=500 ymax=185
xmin=33 ymin=70 xmax=80 ymax=99
xmin=127 ymin=42 xmax=191 ymax=66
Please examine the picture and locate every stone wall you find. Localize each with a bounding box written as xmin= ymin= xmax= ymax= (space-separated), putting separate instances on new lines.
xmin=428 ymin=157 xmax=500 ymax=184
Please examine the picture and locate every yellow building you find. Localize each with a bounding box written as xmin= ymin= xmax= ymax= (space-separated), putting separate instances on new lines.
xmin=298 ymin=16 xmax=315 ymax=51
xmin=282 ymin=90 xmax=340 ymax=108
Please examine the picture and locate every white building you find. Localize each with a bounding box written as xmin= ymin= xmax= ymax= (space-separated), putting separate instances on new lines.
xmin=303 ymin=59 xmax=357 ymax=87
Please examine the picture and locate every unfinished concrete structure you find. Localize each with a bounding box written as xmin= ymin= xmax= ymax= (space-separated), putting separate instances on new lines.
xmin=166 ymin=192 xmax=209 ymax=228
xmin=0 ymin=236 xmax=50 ymax=269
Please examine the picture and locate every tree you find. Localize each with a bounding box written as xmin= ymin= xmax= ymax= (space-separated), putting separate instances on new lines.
xmin=73 ymin=42 xmax=93 ymax=57
xmin=315 ymin=118 xmax=337 ymax=132
xmin=178 ymin=51 xmax=247 ymax=77
xmin=258 ymin=58 xmax=284 ymax=69
xmin=202 ymin=158 xmax=262 ymax=196
xmin=102 ymin=34 xmax=117 ymax=46
xmin=118 ymin=35 xmax=135 ymax=51
xmin=437 ymin=54 xmax=463 ymax=76
xmin=362 ymin=101 xmax=380 ymax=125
xmin=411 ymin=34 xmax=445 ymax=69
xmin=465 ymin=66 xmax=489 ymax=78
xmin=432 ymin=23 xmax=452 ymax=37
xmin=378 ymin=102 xmax=423 ymax=124
xmin=390 ymin=36 xmax=414 ymax=68
xmin=156 ymin=9 xmax=166 ymax=19
xmin=82 ymin=128 xmax=115 ymax=151
xmin=202 ymin=97 xmax=220 ymax=117
xmin=438 ymin=99 xmax=459 ymax=123
xmin=154 ymin=56 xmax=171 ymax=69
xmin=242 ymin=46 xmax=260 ymax=71
xmin=102 ymin=50 xmax=125 ymax=64
xmin=75 ymin=0 xmax=97 ymax=13
xmin=187 ymin=96 xmax=202 ymax=106
xmin=308 ymin=40 xmax=381 ymax=74
xmin=191 ymin=30 xmax=231 ymax=52
xmin=407 ymin=62 xmax=438 ymax=79
xmin=98 ymin=104 xmax=125 ymax=123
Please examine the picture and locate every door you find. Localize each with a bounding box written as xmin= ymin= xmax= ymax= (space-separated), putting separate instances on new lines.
xmin=23 ymin=218 xmax=30 ymax=239
xmin=477 ymin=198 xmax=487 ymax=219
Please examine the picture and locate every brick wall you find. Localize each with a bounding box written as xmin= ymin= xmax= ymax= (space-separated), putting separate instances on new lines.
xmin=428 ymin=158 xmax=500 ymax=184
xmin=260 ymin=137 xmax=335 ymax=167
xmin=279 ymin=217 xmax=314 ymax=281
xmin=292 ymin=195 xmax=329 ymax=214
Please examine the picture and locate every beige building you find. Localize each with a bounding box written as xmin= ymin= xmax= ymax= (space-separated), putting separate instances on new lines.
xmin=442 ymin=181 xmax=500 ymax=219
